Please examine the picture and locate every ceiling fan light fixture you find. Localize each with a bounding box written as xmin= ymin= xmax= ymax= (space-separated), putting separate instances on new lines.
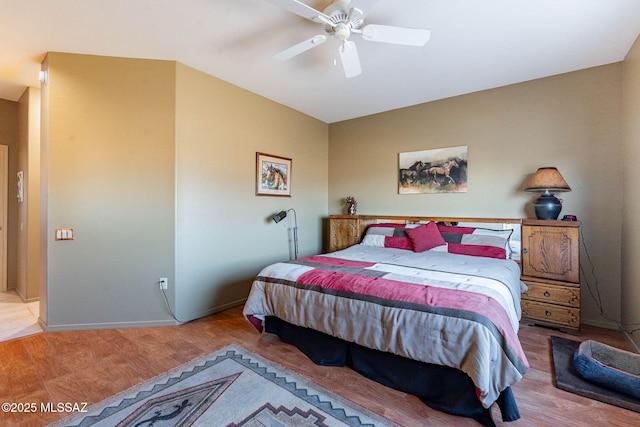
xmin=334 ymin=23 xmax=351 ymax=40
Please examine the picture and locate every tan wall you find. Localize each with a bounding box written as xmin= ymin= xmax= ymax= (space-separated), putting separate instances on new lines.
xmin=173 ymin=63 xmax=328 ymax=321
xmin=622 ymin=36 xmax=640 ymax=348
xmin=16 ymin=87 xmax=41 ymax=301
xmin=329 ymin=64 xmax=624 ymax=329
xmin=39 ymin=53 xmax=328 ymax=329
xmin=12 ymin=48 xmax=635 ymax=336
xmin=42 ymin=53 xmax=177 ymax=328
xmin=0 ymin=98 xmax=18 ymax=291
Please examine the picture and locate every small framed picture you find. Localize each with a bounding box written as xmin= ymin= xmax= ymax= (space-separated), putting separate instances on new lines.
xmin=256 ymin=152 xmax=292 ymax=197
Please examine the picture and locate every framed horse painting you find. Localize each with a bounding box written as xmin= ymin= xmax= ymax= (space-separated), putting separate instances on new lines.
xmin=256 ymin=152 xmax=292 ymax=197
xmin=398 ymin=146 xmax=468 ymax=194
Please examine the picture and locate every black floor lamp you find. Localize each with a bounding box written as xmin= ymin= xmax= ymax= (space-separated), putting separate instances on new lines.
xmin=272 ymin=208 xmax=298 ymax=259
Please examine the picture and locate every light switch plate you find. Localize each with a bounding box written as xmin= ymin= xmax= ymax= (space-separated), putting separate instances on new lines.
xmin=55 ymin=228 xmax=74 ymax=240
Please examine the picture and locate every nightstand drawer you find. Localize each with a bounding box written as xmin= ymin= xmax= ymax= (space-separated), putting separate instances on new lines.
xmin=522 ymin=281 xmax=580 ymax=308
xmin=521 ymin=300 xmax=580 ymax=328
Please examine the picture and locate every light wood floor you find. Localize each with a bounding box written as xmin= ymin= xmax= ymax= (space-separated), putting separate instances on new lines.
xmin=0 ymin=292 xmax=42 ymax=343
xmin=1 ymin=305 xmax=638 ymax=427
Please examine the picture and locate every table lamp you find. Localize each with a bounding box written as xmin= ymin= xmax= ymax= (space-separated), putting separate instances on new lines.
xmin=524 ymin=167 xmax=571 ymax=220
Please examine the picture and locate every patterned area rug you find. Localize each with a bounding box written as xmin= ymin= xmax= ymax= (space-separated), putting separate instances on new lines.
xmin=48 ymin=345 xmax=400 ymax=427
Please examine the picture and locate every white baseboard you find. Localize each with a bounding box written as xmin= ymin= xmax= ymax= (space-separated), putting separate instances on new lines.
xmin=175 ymin=298 xmax=247 ymax=324
xmin=39 ymin=299 xmax=248 ymax=332
xmin=582 ymin=317 xmax=640 ymax=352
xmin=580 ymin=317 xmax=619 ymax=330
xmin=623 ymin=331 xmax=640 ymax=352
xmin=42 ymin=318 xmax=178 ymax=332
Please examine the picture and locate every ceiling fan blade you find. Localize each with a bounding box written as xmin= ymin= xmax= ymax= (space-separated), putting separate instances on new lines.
xmin=264 ymin=0 xmax=334 ymax=26
xmin=338 ymin=41 xmax=362 ymax=78
xmin=347 ymin=0 xmax=382 ymax=19
xmin=274 ymin=35 xmax=327 ymax=61
xmin=361 ymin=24 xmax=431 ymax=46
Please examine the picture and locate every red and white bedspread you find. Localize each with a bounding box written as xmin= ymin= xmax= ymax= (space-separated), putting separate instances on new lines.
xmin=243 ymin=245 xmax=529 ymax=408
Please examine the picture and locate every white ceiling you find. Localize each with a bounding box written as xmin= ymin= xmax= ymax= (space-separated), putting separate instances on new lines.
xmin=1 ymin=0 xmax=639 ymax=123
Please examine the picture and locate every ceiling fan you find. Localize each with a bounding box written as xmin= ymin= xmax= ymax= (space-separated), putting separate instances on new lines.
xmin=265 ymin=0 xmax=430 ymax=78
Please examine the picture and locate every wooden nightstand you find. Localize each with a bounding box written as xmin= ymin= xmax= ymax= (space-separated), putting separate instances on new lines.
xmin=520 ymin=219 xmax=581 ymax=333
xmin=328 ymin=215 xmax=361 ymax=252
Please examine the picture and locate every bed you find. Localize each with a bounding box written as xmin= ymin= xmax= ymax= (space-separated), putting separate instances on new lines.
xmin=243 ymin=216 xmax=529 ymax=426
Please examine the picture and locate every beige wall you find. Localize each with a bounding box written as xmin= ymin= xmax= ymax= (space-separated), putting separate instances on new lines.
xmin=39 ymin=53 xmax=328 ymax=329
xmin=16 ymin=87 xmax=41 ymax=301
xmin=0 ymin=98 xmax=18 ymax=291
xmin=10 ymin=47 xmax=637 ymax=339
xmin=173 ymin=63 xmax=328 ymax=321
xmin=622 ymin=36 xmax=640 ymax=348
xmin=329 ymin=64 xmax=624 ymax=330
xmin=42 ymin=53 xmax=177 ymax=329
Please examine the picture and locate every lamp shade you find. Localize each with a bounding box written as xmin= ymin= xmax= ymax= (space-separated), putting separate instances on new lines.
xmin=272 ymin=210 xmax=288 ymax=223
xmin=524 ymin=167 xmax=571 ymax=193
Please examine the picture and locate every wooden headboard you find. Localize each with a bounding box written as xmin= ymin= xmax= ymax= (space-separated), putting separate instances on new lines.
xmin=327 ymin=214 xmax=522 ymax=254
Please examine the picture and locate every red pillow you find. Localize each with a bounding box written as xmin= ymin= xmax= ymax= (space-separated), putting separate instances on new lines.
xmin=383 ymin=236 xmax=414 ymax=251
xmin=447 ymin=243 xmax=506 ymax=259
xmin=405 ymin=222 xmax=446 ymax=252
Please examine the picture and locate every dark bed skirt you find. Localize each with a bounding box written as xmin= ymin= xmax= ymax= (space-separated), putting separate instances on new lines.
xmin=265 ymin=316 xmax=520 ymax=427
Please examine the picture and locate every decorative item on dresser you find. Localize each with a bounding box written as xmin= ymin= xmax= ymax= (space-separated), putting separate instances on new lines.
xmin=520 ymin=219 xmax=581 ymax=333
xmin=345 ymin=196 xmax=357 ymax=215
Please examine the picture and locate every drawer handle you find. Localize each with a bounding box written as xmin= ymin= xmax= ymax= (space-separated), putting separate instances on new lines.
xmin=545 ymin=310 xmax=552 ymax=317
xmin=544 ymin=291 xmax=551 ymax=297
xmin=522 ymin=248 xmax=528 ymax=254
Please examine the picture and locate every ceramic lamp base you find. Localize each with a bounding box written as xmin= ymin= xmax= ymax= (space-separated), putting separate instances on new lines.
xmin=533 ymin=193 xmax=562 ymax=220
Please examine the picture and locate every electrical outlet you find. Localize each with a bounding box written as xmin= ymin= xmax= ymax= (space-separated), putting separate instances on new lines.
xmin=159 ymin=278 xmax=168 ymax=290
